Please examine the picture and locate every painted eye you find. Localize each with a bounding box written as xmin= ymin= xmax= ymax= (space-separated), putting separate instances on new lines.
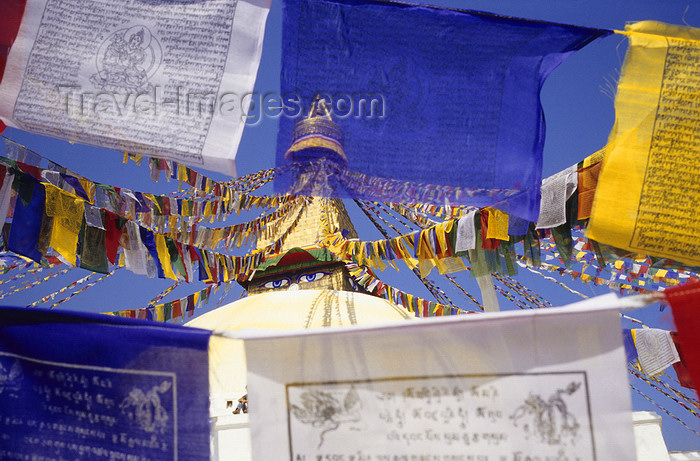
xmin=261 ymin=278 xmax=290 ymax=289
xmin=298 ymin=272 xmax=329 ymax=283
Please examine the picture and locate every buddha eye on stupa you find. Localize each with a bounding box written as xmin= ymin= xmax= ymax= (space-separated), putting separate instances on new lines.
xmin=260 ymin=278 xmax=290 ymax=289
xmin=297 ymin=271 xmax=330 ymax=283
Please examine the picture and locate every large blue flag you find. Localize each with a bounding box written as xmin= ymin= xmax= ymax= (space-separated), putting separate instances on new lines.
xmin=275 ymin=0 xmax=610 ymax=220
xmin=0 ymin=307 xmax=211 ymax=460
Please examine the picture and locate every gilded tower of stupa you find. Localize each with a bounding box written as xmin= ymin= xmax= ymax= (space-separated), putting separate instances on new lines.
xmin=186 ymin=100 xmax=412 ymax=412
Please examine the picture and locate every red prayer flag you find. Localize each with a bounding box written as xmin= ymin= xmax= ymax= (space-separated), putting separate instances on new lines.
xmin=665 ymin=282 xmax=700 ymax=398
xmin=186 ymin=294 xmax=196 ymax=317
xmin=103 ymin=210 xmax=125 ymax=265
xmin=422 ymin=299 xmax=430 ymax=318
xmin=172 ymin=299 xmax=183 ymax=319
xmin=670 ymin=332 xmax=695 ymax=389
xmin=0 ymin=1 xmax=27 ymax=104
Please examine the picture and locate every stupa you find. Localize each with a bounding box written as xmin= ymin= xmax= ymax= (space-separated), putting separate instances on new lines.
xmin=186 ymin=100 xmax=412 ymax=459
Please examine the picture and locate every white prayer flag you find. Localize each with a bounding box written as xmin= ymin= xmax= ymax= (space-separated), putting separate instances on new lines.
xmin=634 ymin=328 xmax=680 ymax=377
xmin=240 ymin=294 xmax=637 ymax=461
xmin=0 ymin=0 xmax=271 ymax=175
xmin=455 ymin=210 xmax=477 ymax=253
xmin=536 ymin=165 xmax=578 ymax=229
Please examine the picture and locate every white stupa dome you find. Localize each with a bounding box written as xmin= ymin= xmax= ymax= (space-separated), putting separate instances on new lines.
xmin=186 ymin=289 xmax=412 ymax=395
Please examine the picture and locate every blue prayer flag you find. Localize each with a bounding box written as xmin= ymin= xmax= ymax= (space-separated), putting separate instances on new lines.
xmin=623 ymin=328 xmax=638 ymax=363
xmin=275 ymin=0 xmax=610 ymax=220
xmin=8 ymin=172 xmax=46 ymax=263
xmin=0 ymin=307 xmax=211 ymax=460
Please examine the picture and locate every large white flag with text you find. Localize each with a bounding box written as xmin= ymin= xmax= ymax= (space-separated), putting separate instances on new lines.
xmin=241 ymin=294 xmax=637 ymax=461
xmin=0 ymin=0 xmax=270 ymax=175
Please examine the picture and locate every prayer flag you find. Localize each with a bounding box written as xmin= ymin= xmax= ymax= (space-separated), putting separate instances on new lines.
xmin=632 ymin=328 xmax=680 ymax=377
xmin=666 ymin=282 xmax=700 ymax=396
xmin=0 ymin=0 xmax=26 ymax=132
xmin=587 ymin=22 xmax=700 ymax=264
xmin=0 ymin=306 xmax=211 ymax=460
xmin=276 ymin=0 xmax=609 ymax=220
xmin=0 ymin=0 xmax=271 ymax=175
xmin=44 ymin=184 xmax=84 ymax=266
xmin=241 ymin=294 xmax=636 ymax=460
xmin=80 ymin=214 xmax=109 ymax=273
xmin=8 ymin=172 xmax=46 ymax=263
xmin=670 ymin=332 xmax=695 ymax=390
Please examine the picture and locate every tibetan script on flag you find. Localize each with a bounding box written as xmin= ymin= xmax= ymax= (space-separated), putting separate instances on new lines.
xmin=588 ymin=21 xmax=700 ymax=265
xmin=242 ymin=294 xmax=636 ymax=460
xmin=275 ymin=0 xmax=610 ymax=221
xmin=0 ymin=0 xmax=270 ymax=175
xmin=0 ymin=307 xmax=211 ymax=460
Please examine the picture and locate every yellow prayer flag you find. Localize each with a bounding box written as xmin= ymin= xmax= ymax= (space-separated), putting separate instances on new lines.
xmin=396 ymin=237 xmax=419 ymax=272
xmin=435 ymin=220 xmax=452 ymax=255
xmin=588 ymin=22 xmax=700 ymax=265
xmin=155 ymin=234 xmax=178 ymax=280
xmin=436 ymin=256 xmax=467 ymax=275
xmin=78 ymin=178 xmax=94 ymax=203
xmin=413 ymin=230 xmax=435 ymax=277
xmin=178 ymin=163 xmax=187 ymax=181
xmin=156 ymin=305 xmax=165 ymax=322
xmin=581 ymin=146 xmax=606 ymax=169
xmin=44 ymin=184 xmax=84 ymax=266
xmin=372 ymin=241 xmax=387 ymax=271
xmin=144 ymin=193 xmax=161 ymax=214
xmin=485 ymin=208 xmax=510 ymax=240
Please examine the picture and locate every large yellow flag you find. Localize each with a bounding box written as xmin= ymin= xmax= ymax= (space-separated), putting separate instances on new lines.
xmin=587 ymin=21 xmax=700 ymax=265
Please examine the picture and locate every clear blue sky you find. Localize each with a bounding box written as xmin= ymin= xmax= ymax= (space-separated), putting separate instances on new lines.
xmin=1 ymin=0 xmax=698 ymax=452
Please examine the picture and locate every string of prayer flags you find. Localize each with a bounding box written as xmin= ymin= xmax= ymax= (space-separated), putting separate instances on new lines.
xmin=587 ymin=22 xmax=700 ymax=265
xmin=108 ymin=282 xmax=224 ymax=323
xmin=0 ymin=260 xmax=50 ymax=285
xmin=344 ymin=262 xmax=472 ymax=316
xmin=1 ymin=154 xmax=303 ymax=255
xmin=533 ymin=228 xmax=699 ymax=293
xmin=320 ymin=207 xmax=515 ymax=279
xmin=276 ymin=0 xmax=610 ymax=219
xmin=0 ymin=164 xmax=286 ymax=285
xmin=0 ymin=0 xmax=271 ymax=175
xmin=0 ymin=266 xmax=73 ymax=300
xmin=627 ymin=367 xmax=700 ymax=433
xmin=27 ymin=271 xmax=95 ymax=307
xmin=49 ymin=270 xmax=118 ymax=309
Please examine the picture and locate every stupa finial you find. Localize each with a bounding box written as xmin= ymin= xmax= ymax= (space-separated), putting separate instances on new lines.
xmin=284 ymin=96 xmax=347 ymax=167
